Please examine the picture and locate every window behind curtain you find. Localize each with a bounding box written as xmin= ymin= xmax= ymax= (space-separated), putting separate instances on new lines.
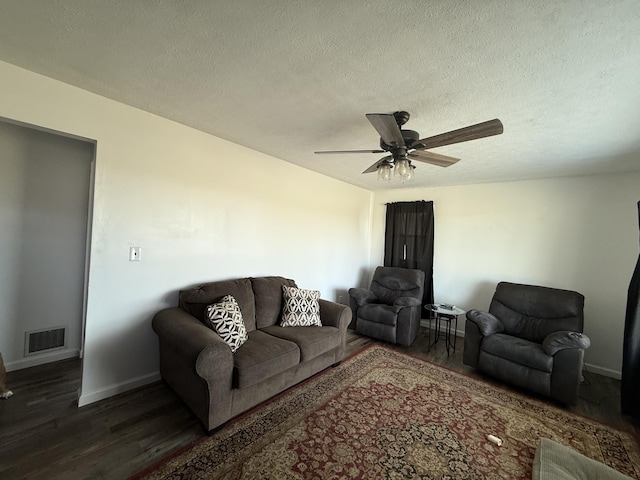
xmin=384 ymin=200 xmax=434 ymax=318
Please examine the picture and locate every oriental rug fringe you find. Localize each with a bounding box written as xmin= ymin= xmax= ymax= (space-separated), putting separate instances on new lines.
xmin=133 ymin=345 xmax=640 ymax=479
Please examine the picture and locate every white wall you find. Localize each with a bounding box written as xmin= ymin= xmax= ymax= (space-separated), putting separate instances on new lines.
xmin=0 ymin=121 xmax=93 ymax=369
xmin=3 ymin=56 xmax=635 ymax=398
xmin=0 ymin=60 xmax=373 ymax=405
xmin=372 ymin=173 xmax=640 ymax=378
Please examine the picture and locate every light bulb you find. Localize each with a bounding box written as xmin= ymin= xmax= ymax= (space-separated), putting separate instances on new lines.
xmin=395 ymin=158 xmax=409 ymax=177
xmin=377 ymin=164 xmax=391 ymax=181
xmin=405 ymin=164 xmax=415 ymax=181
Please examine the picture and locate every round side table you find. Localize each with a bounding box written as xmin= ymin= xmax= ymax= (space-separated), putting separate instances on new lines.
xmin=426 ymin=304 xmax=466 ymax=356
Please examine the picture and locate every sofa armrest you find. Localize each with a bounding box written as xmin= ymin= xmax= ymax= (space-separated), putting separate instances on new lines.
xmin=319 ymin=299 xmax=352 ymax=363
xmin=319 ymin=299 xmax=352 ymax=330
xmin=348 ymin=288 xmax=377 ymax=307
xmin=153 ymin=307 xmax=235 ymax=431
xmin=550 ymin=348 xmax=585 ymax=405
xmin=152 ymin=307 xmax=233 ymax=378
xmin=466 ymin=309 xmax=504 ymax=336
xmin=543 ymin=331 xmax=591 ymax=356
xmin=393 ymin=296 xmax=422 ymax=308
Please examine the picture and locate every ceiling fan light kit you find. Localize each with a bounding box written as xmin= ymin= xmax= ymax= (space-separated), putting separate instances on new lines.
xmin=315 ymin=111 xmax=503 ymax=184
xmin=377 ymin=162 xmax=392 ymax=181
xmin=394 ymin=157 xmax=413 ymax=182
xmin=376 ymin=157 xmax=414 ymax=183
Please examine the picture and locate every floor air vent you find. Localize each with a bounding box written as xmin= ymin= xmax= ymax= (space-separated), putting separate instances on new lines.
xmin=25 ymin=326 xmax=67 ymax=356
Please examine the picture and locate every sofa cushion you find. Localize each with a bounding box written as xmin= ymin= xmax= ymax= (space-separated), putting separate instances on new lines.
xmin=478 ymin=350 xmax=552 ymax=397
xmin=358 ymin=304 xmax=401 ymax=326
xmin=482 ymin=333 xmax=553 ymax=372
xmin=532 ymin=438 xmax=633 ymax=480
xmin=281 ymin=286 xmax=322 ymax=327
xmin=370 ymin=266 xmax=425 ymax=305
xmin=233 ymin=330 xmax=300 ymax=389
xmin=489 ymin=282 xmax=584 ymax=343
xmin=179 ymin=278 xmax=257 ymax=332
xmin=262 ymin=325 xmax=341 ymax=362
xmin=251 ymin=276 xmax=297 ymax=329
xmin=205 ymin=295 xmax=248 ymax=353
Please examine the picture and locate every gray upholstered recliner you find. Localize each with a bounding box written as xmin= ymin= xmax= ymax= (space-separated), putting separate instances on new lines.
xmin=463 ymin=282 xmax=591 ymax=406
xmin=349 ymin=266 xmax=425 ymax=347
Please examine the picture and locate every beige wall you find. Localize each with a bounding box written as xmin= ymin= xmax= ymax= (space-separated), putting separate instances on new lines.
xmin=373 ymin=173 xmax=640 ymax=377
xmin=0 ymin=60 xmax=373 ymax=405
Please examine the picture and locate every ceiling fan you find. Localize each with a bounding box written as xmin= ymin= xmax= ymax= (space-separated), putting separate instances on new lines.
xmin=315 ymin=111 xmax=503 ymax=181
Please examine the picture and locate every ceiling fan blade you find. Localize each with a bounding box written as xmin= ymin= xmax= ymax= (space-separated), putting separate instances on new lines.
xmin=408 ymin=150 xmax=460 ymax=168
xmin=366 ymin=114 xmax=405 ymax=147
xmin=314 ymin=149 xmax=385 ymax=154
xmin=362 ymin=155 xmax=392 ymax=174
xmin=414 ymin=119 xmax=503 ymax=150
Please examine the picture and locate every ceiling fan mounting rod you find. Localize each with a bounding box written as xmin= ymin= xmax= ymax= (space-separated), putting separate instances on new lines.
xmin=389 ymin=146 xmax=408 ymax=160
xmin=393 ymin=111 xmax=410 ymax=126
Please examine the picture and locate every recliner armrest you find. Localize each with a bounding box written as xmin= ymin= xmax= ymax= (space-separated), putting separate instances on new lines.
xmin=466 ymin=309 xmax=504 ymax=336
xmin=393 ymin=296 xmax=422 ymax=307
xmin=348 ymin=288 xmax=377 ymax=307
xmin=542 ymin=331 xmax=591 ymax=356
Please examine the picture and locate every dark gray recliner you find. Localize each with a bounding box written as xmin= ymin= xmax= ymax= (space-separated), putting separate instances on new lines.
xmin=463 ymin=281 xmax=590 ymax=406
xmin=349 ymin=266 xmax=425 ymax=347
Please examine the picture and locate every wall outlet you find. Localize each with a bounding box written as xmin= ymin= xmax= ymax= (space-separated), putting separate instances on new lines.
xmin=129 ymin=246 xmax=141 ymax=262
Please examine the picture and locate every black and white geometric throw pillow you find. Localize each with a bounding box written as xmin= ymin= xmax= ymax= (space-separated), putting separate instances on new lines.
xmin=281 ymin=285 xmax=322 ymax=327
xmin=205 ymin=295 xmax=248 ymax=352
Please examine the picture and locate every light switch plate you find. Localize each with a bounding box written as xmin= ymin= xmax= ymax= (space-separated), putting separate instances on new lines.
xmin=129 ymin=246 xmax=141 ymax=261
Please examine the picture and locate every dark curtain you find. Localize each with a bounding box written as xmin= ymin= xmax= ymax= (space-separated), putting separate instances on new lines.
xmin=384 ymin=201 xmax=434 ymax=318
xmin=622 ymin=200 xmax=640 ymax=421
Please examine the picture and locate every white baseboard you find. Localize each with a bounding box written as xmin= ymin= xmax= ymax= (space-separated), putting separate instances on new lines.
xmin=5 ymin=348 xmax=80 ymax=372
xmin=78 ymin=371 xmax=161 ymax=407
xmin=584 ymin=363 xmax=621 ymax=380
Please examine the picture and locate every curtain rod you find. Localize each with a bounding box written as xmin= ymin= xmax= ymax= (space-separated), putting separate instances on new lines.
xmin=385 ymin=200 xmax=430 ymax=205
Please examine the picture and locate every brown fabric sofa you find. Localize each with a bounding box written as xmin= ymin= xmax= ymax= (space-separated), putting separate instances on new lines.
xmin=152 ymin=276 xmax=352 ymax=431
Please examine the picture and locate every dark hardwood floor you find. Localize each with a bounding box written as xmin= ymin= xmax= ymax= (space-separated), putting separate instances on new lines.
xmin=1 ymin=328 xmax=637 ymax=479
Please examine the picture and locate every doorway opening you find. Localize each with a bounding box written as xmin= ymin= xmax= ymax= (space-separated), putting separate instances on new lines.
xmin=0 ymin=118 xmax=95 ymax=387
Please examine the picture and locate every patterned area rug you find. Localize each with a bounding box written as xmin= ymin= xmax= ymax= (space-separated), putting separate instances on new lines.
xmin=134 ymin=345 xmax=640 ymax=479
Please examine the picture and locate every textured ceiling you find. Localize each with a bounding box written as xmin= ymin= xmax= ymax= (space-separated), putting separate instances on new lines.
xmin=1 ymin=0 xmax=639 ymax=190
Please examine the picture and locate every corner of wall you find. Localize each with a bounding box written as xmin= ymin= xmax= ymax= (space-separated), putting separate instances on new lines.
xmin=78 ymin=371 xmax=161 ymax=407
